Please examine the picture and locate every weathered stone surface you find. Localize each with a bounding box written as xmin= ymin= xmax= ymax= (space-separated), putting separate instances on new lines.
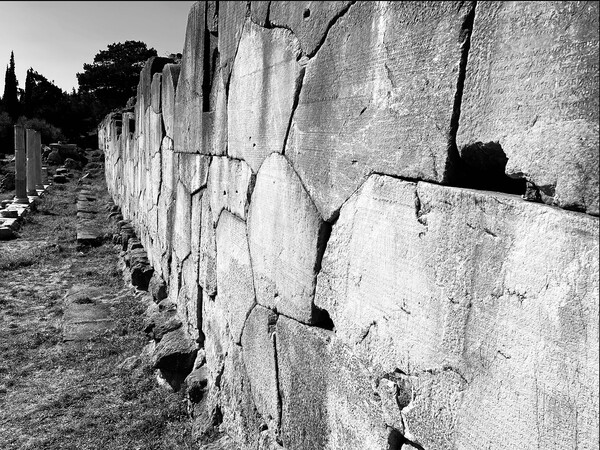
xmin=250 ymin=1 xmax=270 ymax=27
xmin=206 ymin=1 xmax=218 ymax=33
xmin=208 ymin=156 xmax=254 ymax=224
xmin=199 ymin=193 xmax=218 ymax=296
xmin=139 ymin=56 xmax=173 ymax=109
xmin=202 ymin=290 xmax=230 ymax=390
xmin=152 ymin=328 xmax=197 ymax=374
xmin=161 ymin=63 xmax=181 ymax=139
xmin=178 ymin=153 xmax=210 ymax=194
xmin=457 ymin=1 xmax=599 ymax=215
xmin=276 ymin=315 xmax=396 ymax=450
xmin=218 ymin=0 xmax=247 ymax=87
xmin=149 ymin=110 xmax=163 ymax=157
xmin=173 ymin=181 xmax=192 ymax=261
xmin=151 ymin=72 xmax=162 ymax=113
xmin=247 ymin=154 xmax=327 ymax=324
xmin=201 ymin=69 xmax=228 ymax=156
xmin=315 ymin=174 xmax=599 ymax=449
xmin=180 ymin=254 xmax=201 ymax=341
xmin=269 ymin=0 xmax=353 ymax=56
xmin=174 ymin=1 xmax=205 ymax=153
xmin=149 ymin=272 xmax=168 ymax=303
xmin=220 ymin=342 xmax=263 ymax=449
xmin=228 ymin=21 xmax=305 ymax=173
xmin=401 ymin=370 xmax=466 ymax=450
xmin=215 ymin=210 xmax=256 ymax=343
xmin=240 ymin=305 xmax=279 ymax=430
xmin=286 ymin=1 xmax=473 ymax=221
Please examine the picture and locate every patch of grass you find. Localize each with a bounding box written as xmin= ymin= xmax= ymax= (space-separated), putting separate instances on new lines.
xmin=0 ymin=246 xmax=45 ymax=271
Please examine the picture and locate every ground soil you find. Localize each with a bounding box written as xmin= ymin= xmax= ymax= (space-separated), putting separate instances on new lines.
xmin=0 ymin=162 xmax=196 ymax=449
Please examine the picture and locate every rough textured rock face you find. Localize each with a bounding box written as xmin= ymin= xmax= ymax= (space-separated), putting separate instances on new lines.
xmin=287 ymin=0 xmax=475 ymax=221
xmin=316 ymin=175 xmax=599 ymax=449
xmin=248 ymin=154 xmax=327 ymax=324
xmin=161 ymin=63 xmax=181 ymax=139
xmin=457 ymin=1 xmax=599 ymax=216
xmin=268 ymin=0 xmax=353 ymax=56
xmin=215 ymin=210 xmax=256 ymax=344
xmin=228 ymin=21 xmax=305 ymax=173
xmin=99 ymin=2 xmax=599 ymax=449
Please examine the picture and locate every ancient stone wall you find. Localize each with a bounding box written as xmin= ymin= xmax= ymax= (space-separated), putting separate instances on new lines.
xmin=99 ymin=2 xmax=599 ymax=449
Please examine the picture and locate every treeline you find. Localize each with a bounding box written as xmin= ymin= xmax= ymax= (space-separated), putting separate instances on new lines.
xmin=0 ymin=41 xmax=161 ymax=153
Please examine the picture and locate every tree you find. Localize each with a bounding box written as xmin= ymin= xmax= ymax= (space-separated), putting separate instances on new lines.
xmin=21 ymin=68 xmax=67 ymax=122
xmin=2 ymin=51 xmax=20 ymax=120
xmin=77 ymin=41 xmax=157 ymax=117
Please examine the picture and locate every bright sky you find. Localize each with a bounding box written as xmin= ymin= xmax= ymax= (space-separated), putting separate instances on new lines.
xmin=0 ymin=1 xmax=195 ymax=94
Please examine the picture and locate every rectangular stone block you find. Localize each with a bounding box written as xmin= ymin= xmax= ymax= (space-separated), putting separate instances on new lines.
xmin=161 ymin=63 xmax=181 ymax=139
xmin=151 ymin=72 xmax=162 ymax=113
xmin=228 ymin=21 xmax=305 ymax=173
xmin=315 ymin=174 xmax=599 ymax=450
xmin=457 ymin=1 xmax=599 ymax=215
xmin=173 ymin=181 xmax=192 ymax=262
xmin=199 ymin=192 xmax=217 ymax=296
xmin=286 ymin=1 xmax=474 ymax=221
xmin=276 ymin=316 xmax=387 ymax=450
xmin=215 ymin=210 xmax=256 ymax=343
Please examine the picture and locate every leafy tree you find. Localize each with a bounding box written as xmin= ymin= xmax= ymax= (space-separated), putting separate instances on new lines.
xmin=21 ymin=68 xmax=67 ymax=123
xmin=77 ymin=41 xmax=157 ymax=117
xmin=2 ymin=51 xmax=20 ymax=120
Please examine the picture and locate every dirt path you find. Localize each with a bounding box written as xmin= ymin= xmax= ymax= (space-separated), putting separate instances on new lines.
xmin=0 ymin=163 xmax=196 ymax=450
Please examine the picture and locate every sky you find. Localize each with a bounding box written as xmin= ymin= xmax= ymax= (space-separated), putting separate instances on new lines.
xmin=0 ymin=1 xmax=195 ymax=95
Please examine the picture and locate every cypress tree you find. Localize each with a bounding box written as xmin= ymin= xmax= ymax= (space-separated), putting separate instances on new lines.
xmin=2 ymin=51 xmax=20 ymax=120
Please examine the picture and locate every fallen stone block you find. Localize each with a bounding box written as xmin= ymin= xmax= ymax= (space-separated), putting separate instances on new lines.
xmin=185 ymin=365 xmax=209 ymax=403
xmin=0 ymin=226 xmax=15 ymax=240
xmin=152 ymin=328 xmax=197 ymax=374
xmin=131 ymin=260 xmax=153 ymax=291
xmin=76 ymin=227 xmax=101 ymax=246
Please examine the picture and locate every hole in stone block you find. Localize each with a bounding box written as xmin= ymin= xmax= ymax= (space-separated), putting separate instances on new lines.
xmin=313 ymin=306 xmax=335 ymax=331
xmin=454 ymin=141 xmax=526 ymax=195
xmin=303 ymin=8 xmax=310 ymax=19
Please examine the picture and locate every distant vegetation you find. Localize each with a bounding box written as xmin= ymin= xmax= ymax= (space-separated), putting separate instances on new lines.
xmin=0 ymin=41 xmax=158 ymax=153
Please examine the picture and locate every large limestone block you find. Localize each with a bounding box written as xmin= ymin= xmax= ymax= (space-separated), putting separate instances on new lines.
xmin=218 ymin=0 xmax=247 ymax=87
xmin=228 ymin=21 xmax=305 ymax=173
xmin=457 ymin=1 xmax=599 ymax=215
xmin=178 ymin=153 xmax=210 ymax=194
xmin=174 ymin=79 xmax=202 ymax=153
xmin=247 ymin=154 xmax=328 ymax=324
xmin=139 ymin=56 xmax=173 ymax=109
xmin=208 ymin=156 xmax=254 ymax=224
xmin=220 ymin=342 xmax=263 ymax=449
xmin=173 ymin=181 xmax=192 ymax=262
xmin=201 ymin=69 xmax=228 ymax=156
xmin=202 ymin=290 xmax=230 ymax=389
xmin=241 ymin=305 xmax=279 ymax=431
xmin=161 ymin=63 xmax=181 ymax=139
xmin=149 ymin=109 xmax=163 ymax=156
xmin=174 ymin=2 xmax=205 ymax=153
xmin=151 ymin=72 xmax=162 ymax=113
xmin=315 ymin=174 xmax=599 ymax=450
xmin=180 ymin=255 xmax=201 ymax=341
xmin=190 ymin=191 xmax=203 ymax=272
xmin=199 ymin=193 xmax=218 ymax=296
xmin=276 ymin=316 xmax=329 ymax=450
xmin=286 ymin=1 xmax=474 ymax=221
xmin=276 ymin=317 xmax=387 ymax=450
xmin=215 ymin=210 xmax=256 ymax=344
xmin=269 ymin=1 xmax=353 ymax=56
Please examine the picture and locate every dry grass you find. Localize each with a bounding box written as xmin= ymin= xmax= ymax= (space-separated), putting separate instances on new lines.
xmin=0 ymin=164 xmax=196 ymax=450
